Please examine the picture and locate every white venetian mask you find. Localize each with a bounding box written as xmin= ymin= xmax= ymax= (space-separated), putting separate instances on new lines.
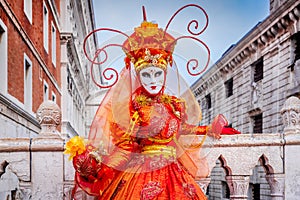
xmin=138 ymin=66 xmax=166 ymax=95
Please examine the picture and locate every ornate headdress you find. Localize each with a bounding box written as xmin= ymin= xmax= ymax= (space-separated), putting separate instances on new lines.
xmin=122 ymin=21 xmax=176 ymax=72
xmin=83 ymin=4 xmax=210 ymax=88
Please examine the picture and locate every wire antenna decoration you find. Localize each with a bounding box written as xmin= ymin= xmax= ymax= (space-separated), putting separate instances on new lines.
xmin=83 ymin=4 xmax=210 ymax=88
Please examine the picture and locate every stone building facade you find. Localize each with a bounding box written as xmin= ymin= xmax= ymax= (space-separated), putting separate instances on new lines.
xmin=59 ymin=0 xmax=103 ymax=139
xmin=191 ymin=0 xmax=300 ymax=199
xmin=191 ymin=0 xmax=300 ymax=134
xmin=0 ymin=0 xmax=101 ymax=138
xmin=0 ymin=0 xmax=62 ymax=138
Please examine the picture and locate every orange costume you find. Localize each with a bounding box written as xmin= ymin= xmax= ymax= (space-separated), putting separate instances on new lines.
xmin=65 ymin=5 xmax=240 ymax=200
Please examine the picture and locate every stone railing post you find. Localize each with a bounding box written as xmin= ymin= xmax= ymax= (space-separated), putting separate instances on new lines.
xmin=226 ymin=175 xmax=249 ymax=200
xmin=30 ymin=100 xmax=64 ymax=200
xmin=36 ymin=100 xmax=62 ymax=137
xmin=280 ymin=96 xmax=300 ymax=200
xmin=280 ymin=96 xmax=300 ymax=134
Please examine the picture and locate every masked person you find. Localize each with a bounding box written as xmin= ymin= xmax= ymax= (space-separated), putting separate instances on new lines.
xmin=65 ymin=6 xmax=240 ymax=200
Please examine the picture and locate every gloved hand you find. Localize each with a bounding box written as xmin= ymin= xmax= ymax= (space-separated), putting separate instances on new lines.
xmin=208 ymin=114 xmax=241 ymax=139
xmin=72 ymin=146 xmax=102 ymax=182
xmin=72 ymin=149 xmax=117 ymax=197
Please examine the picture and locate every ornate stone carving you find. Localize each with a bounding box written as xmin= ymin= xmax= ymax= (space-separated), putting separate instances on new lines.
xmin=251 ymin=81 xmax=262 ymax=107
xmin=226 ymin=175 xmax=249 ymax=199
xmin=280 ymin=96 xmax=300 ymax=133
xmin=36 ymin=100 xmax=62 ymax=136
xmin=17 ymin=187 xmax=32 ymax=200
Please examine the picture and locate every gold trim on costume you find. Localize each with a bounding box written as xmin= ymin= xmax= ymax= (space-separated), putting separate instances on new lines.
xmin=142 ymin=145 xmax=176 ymax=158
xmin=148 ymin=136 xmax=173 ymax=143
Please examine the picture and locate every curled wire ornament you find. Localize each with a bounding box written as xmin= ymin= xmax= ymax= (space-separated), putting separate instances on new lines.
xmin=83 ymin=28 xmax=129 ymax=88
xmin=164 ymin=4 xmax=209 ymax=36
xmin=90 ymin=48 xmax=119 ymax=89
xmin=170 ymin=36 xmax=210 ymax=76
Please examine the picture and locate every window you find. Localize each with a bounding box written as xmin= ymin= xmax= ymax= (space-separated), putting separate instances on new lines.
xmin=253 ymin=58 xmax=264 ymax=82
xmin=225 ymin=78 xmax=233 ymax=97
xmin=205 ymin=94 xmax=211 ymax=109
xmin=250 ymin=183 xmax=260 ymax=200
xmin=43 ymin=2 xmax=48 ymax=52
xmin=51 ymin=91 xmax=56 ymax=103
xmin=252 ymin=113 xmax=263 ymax=133
xmin=51 ymin=22 xmax=56 ymax=65
xmin=0 ymin=19 xmax=8 ymax=94
xmin=43 ymin=81 xmax=49 ymax=101
xmin=24 ymin=54 xmax=32 ymax=111
xmin=24 ymin=0 xmax=32 ymax=23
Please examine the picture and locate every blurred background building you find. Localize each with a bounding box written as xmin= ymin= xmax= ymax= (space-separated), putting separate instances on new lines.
xmin=0 ymin=0 xmax=104 ymax=139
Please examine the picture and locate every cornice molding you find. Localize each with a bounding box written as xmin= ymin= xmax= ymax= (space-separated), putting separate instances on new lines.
xmin=0 ymin=93 xmax=40 ymax=133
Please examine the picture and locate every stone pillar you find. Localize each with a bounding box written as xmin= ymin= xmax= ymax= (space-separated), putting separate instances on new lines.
xmin=265 ymin=174 xmax=285 ymax=200
xmin=31 ymin=101 xmax=64 ymax=200
xmin=226 ymin=175 xmax=249 ymax=200
xmin=280 ymin=96 xmax=300 ymax=200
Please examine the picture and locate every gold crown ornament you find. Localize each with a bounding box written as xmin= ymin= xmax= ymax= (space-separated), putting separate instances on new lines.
xmin=122 ymin=21 xmax=176 ymax=72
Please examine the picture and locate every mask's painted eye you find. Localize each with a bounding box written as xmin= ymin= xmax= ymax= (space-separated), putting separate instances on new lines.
xmin=141 ymin=72 xmax=150 ymax=78
xmin=154 ymin=71 xmax=162 ymax=77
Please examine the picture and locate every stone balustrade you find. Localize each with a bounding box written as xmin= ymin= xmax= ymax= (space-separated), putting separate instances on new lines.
xmin=0 ymin=96 xmax=300 ymax=199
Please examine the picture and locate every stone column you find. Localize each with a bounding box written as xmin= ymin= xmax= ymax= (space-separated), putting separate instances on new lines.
xmin=226 ymin=175 xmax=249 ymax=200
xmin=265 ymin=174 xmax=285 ymax=200
xmin=280 ymin=96 xmax=300 ymax=200
xmin=31 ymin=101 xmax=64 ymax=200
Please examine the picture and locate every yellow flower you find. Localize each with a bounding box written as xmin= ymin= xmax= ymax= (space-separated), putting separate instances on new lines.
xmin=63 ymin=136 xmax=86 ymax=160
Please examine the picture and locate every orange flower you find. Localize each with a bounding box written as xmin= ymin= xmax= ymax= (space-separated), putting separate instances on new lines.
xmin=63 ymin=136 xmax=86 ymax=160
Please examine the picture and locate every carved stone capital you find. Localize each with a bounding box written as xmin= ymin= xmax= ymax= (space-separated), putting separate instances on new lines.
xmin=36 ymin=100 xmax=62 ymax=137
xmin=226 ymin=175 xmax=249 ymax=199
xmin=280 ymin=96 xmax=300 ymax=134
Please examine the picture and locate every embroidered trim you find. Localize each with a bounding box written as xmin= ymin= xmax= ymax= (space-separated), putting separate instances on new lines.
xmin=141 ymin=181 xmax=164 ymax=200
xmin=183 ymin=183 xmax=196 ymax=199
